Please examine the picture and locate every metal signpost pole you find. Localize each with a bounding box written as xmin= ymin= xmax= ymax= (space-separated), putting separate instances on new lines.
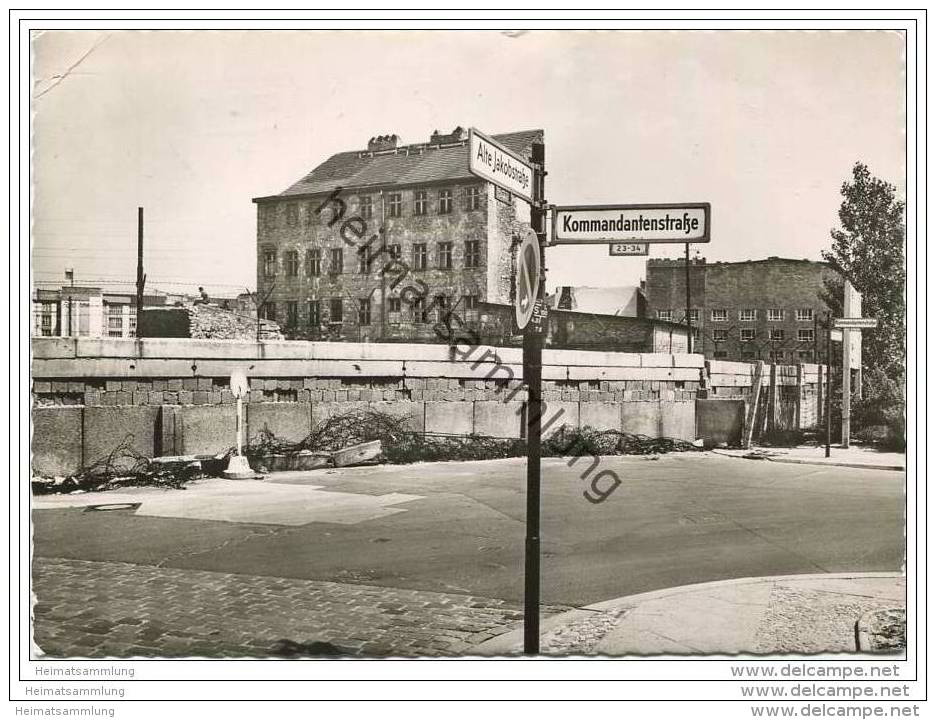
xmin=685 ymin=242 xmax=692 ymax=353
xmin=825 ymin=312 xmax=832 ymax=458
xmin=523 ymin=138 xmax=546 ymax=656
xmin=841 ymin=325 xmax=851 ymax=449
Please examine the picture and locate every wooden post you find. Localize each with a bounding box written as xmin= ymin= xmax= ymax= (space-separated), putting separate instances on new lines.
xmin=767 ymin=362 xmax=778 ymax=433
xmin=817 ymin=363 xmax=824 ymax=428
xmin=795 ymin=363 xmax=803 ymax=430
xmin=136 ymin=207 xmax=145 ymax=339
xmin=742 ymin=360 xmax=765 ymax=449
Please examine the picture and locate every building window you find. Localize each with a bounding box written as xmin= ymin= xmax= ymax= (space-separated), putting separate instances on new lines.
xmin=462 ymin=294 xmax=479 ymax=311
xmin=263 ymin=249 xmax=277 ymax=278
xmin=769 ymin=328 xmax=785 ymax=341
xmin=438 ymin=242 xmax=453 ymax=269
xmin=711 ymin=309 xmax=728 ymax=322
xmin=414 ymin=190 xmax=428 ymax=216
xmin=687 ymin=309 xmax=700 ymax=323
xmin=128 ymin=308 xmax=137 ymax=338
xmin=329 ymin=248 xmax=343 ymax=275
xmin=434 ymin=295 xmax=449 ymax=322
xmin=306 ymin=249 xmax=321 ymax=277
xmin=261 ymin=302 xmax=276 ymax=321
xmin=358 ymin=298 xmax=372 ymax=326
xmin=657 ymin=309 xmax=673 ymax=322
xmin=739 ymin=309 xmax=756 ymax=322
xmin=797 ymin=328 xmax=814 ymax=342
xmin=387 ymin=243 xmax=401 ymax=260
xmin=767 ymin=308 xmax=785 ymax=321
xmin=467 ymin=185 xmax=482 ymax=211
xmin=329 ymin=298 xmax=343 ymax=324
xmin=285 ymin=250 xmax=299 ymax=277
xmin=388 ymin=297 xmax=402 ymax=313
xmin=413 ymin=243 xmax=428 ymax=270
xmin=388 ymin=193 xmax=402 ymax=218
xmin=796 ymin=308 xmax=814 ymax=322
xmin=37 ymin=302 xmax=57 ymax=336
xmin=798 ymin=350 xmax=814 ymax=361
xmin=712 ymin=329 xmax=727 ymax=342
xmin=465 ymin=239 xmax=481 ymax=268
xmin=358 ymin=248 xmax=371 ymax=275
xmin=286 ymin=203 xmax=299 ymax=227
xmin=770 ymin=350 xmax=785 ymax=362
xmin=308 ymin=300 xmax=320 ymax=326
xmin=439 ymin=189 xmax=453 ymax=214
xmin=360 ymin=196 xmax=373 ymax=220
xmin=286 ymin=301 xmax=299 ymax=327
xmin=413 ymin=296 xmax=428 ymax=323
xmin=740 ymin=328 xmax=755 ymax=341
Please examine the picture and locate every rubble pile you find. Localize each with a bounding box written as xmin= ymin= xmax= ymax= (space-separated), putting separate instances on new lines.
xmin=187 ymin=303 xmax=282 ymax=340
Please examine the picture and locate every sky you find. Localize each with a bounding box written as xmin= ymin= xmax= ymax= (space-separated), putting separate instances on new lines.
xmin=31 ymin=30 xmax=906 ymax=297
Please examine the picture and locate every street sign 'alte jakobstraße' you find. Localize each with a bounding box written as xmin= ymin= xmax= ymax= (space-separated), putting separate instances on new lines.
xmin=468 ymin=128 xmax=535 ymax=203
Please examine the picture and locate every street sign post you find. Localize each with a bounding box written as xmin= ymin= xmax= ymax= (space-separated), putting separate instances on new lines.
xmin=609 ymin=242 xmax=649 ymax=256
xmin=837 ymin=282 xmax=876 ymax=448
xmin=551 ymin=203 xmax=711 ymax=245
xmin=223 ymin=368 xmax=254 ymax=479
xmin=468 ymin=127 xmax=535 ymax=203
xmin=472 ymin=128 xmax=544 ymax=654
xmin=521 ymin=138 xmax=547 ymax=656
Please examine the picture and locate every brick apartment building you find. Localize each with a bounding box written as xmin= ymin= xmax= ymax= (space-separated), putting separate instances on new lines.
xmin=251 ymin=126 xmax=540 ymax=342
xmin=645 ymin=257 xmax=839 ymax=363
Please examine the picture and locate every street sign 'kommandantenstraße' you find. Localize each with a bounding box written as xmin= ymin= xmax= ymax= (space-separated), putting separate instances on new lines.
xmin=552 ymin=203 xmax=711 ymax=244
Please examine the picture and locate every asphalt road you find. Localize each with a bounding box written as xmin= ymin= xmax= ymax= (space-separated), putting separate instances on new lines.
xmin=32 ymin=454 xmax=904 ymax=607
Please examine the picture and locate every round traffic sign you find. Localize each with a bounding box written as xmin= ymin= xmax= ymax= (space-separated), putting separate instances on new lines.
xmin=515 ymin=228 xmax=542 ymax=331
xmin=229 ymin=368 xmax=249 ymax=399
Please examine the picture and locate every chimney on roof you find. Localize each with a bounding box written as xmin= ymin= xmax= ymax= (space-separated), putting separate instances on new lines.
xmin=429 ymin=125 xmax=468 ymax=145
xmin=368 ymin=134 xmax=399 ymax=152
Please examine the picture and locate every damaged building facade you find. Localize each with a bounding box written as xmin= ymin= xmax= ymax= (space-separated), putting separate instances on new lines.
xmin=252 ymin=126 xmax=541 ymax=342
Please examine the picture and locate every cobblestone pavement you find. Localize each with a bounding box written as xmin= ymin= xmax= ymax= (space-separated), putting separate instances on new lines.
xmin=32 ymin=558 xmax=568 ymax=658
xmin=752 ymin=582 xmax=905 ymax=654
xmin=539 ymin=608 xmax=630 ymax=655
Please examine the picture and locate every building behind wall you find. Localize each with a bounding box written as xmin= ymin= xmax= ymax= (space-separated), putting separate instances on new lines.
xmin=645 ymin=256 xmax=839 ymax=363
xmin=252 ymin=126 xmax=541 ymax=342
xmin=31 ymin=285 xmax=187 ymax=339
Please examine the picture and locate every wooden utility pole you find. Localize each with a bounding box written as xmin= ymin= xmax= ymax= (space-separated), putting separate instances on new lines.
xmin=136 ymin=207 xmax=146 ymax=339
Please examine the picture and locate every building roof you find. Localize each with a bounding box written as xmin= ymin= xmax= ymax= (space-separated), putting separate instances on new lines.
xmin=646 ymin=256 xmax=830 ymax=268
xmin=547 ymin=286 xmax=644 ymax=316
xmin=257 ymin=129 xmax=544 ymax=200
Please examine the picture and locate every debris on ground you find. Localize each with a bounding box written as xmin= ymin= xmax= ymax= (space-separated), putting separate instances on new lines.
xmin=33 ymin=410 xmax=703 ymax=494
xmin=31 ymin=434 xmax=201 ymax=496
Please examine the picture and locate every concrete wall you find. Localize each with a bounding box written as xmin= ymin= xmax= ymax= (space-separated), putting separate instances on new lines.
xmin=31 ymin=338 xmax=704 ymax=476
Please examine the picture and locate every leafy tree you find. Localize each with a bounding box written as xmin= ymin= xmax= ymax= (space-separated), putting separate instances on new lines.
xmin=822 ymin=162 xmax=906 ymax=380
